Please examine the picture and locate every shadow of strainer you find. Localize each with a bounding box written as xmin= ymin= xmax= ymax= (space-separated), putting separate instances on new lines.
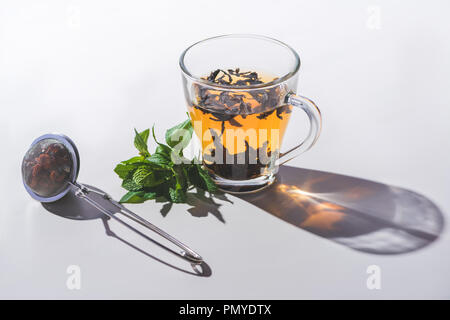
xmin=42 ymin=184 xmax=211 ymax=277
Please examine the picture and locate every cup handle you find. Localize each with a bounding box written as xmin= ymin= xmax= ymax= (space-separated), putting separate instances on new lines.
xmin=278 ymin=92 xmax=322 ymax=165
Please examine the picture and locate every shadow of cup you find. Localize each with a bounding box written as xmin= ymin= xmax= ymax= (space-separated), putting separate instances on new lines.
xmin=237 ymin=166 xmax=445 ymax=255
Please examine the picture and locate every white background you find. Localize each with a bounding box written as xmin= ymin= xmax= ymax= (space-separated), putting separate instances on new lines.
xmin=0 ymin=0 xmax=449 ymax=299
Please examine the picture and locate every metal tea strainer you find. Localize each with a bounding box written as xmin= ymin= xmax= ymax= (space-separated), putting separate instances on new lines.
xmin=21 ymin=133 xmax=203 ymax=264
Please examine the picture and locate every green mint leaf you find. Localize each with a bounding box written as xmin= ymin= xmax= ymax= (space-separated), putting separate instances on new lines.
xmin=187 ymin=165 xmax=205 ymax=190
xmin=143 ymin=171 xmax=167 ymax=188
xmin=155 ymin=144 xmax=172 ymax=158
xmin=147 ymin=152 xmax=171 ymax=168
xmin=142 ymin=192 xmax=157 ymax=200
xmin=152 ymin=124 xmax=190 ymax=165
xmin=169 ymin=187 xmax=187 ymax=203
xmin=186 ymin=163 xmax=217 ymax=193
xmin=133 ymin=166 xmax=168 ymax=188
xmin=122 ymin=178 xmax=143 ymax=191
xmin=121 ymin=155 xmax=144 ymax=165
xmin=140 ymin=128 xmax=150 ymax=144
xmin=172 ymin=165 xmax=188 ymax=192
xmin=134 ymin=128 xmax=150 ymax=157
xmin=132 ymin=167 xmax=152 ymax=186
xmin=165 ymin=119 xmax=193 ymax=149
xmin=114 ymin=163 xmax=137 ymax=179
xmin=116 ymin=118 xmax=218 ymax=205
xmin=153 ymin=181 xmax=174 ymax=202
xmin=119 ymin=191 xmax=145 ymax=203
xmin=197 ymin=165 xmax=218 ymax=193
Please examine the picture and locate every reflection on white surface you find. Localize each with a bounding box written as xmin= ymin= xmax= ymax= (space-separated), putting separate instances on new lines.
xmin=334 ymin=228 xmax=430 ymax=254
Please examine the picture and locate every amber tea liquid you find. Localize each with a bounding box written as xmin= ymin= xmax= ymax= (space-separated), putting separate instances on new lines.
xmin=188 ymin=69 xmax=292 ymax=181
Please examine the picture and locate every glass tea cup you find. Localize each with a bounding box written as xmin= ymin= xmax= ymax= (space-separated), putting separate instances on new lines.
xmin=179 ymin=34 xmax=322 ymax=193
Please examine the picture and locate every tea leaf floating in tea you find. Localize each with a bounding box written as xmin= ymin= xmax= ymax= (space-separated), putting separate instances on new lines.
xmin=202 ymin=129 xmax=273 ymax=180
xmin=188 ymin=68 xmax=292 ymax=182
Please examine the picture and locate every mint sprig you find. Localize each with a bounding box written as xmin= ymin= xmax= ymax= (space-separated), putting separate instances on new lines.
xmin=114 ymin=119 xmax=218 ymax=204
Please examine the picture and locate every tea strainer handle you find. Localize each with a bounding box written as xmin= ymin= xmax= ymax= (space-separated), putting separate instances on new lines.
xmin=71 ymin=182 xmax=203 ymax=264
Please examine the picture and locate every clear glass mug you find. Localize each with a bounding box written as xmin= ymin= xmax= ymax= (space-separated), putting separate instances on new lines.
xmin=179 ymin=34 xmax=322 ymax=193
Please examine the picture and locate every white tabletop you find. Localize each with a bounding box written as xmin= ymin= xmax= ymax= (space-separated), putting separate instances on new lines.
xmin=1 ymin=0 xmax=449 ymax=299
